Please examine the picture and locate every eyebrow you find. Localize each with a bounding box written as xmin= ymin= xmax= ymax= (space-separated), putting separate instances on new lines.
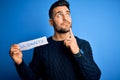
xmin=54 ymin=10 xmax=70 ymax=16
xmin=55 ymin=11 xmax=62 ymax=15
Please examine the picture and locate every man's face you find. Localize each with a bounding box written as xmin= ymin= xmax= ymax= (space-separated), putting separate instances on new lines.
xmin=51 ymin=6 xmax=72 ymax=33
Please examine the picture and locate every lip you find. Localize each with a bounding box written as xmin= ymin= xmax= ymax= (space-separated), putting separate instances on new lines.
xmin=61 ymin=23 xmax=69 ymax=26
xmin=62 ymin=21 xmax=70 ymax=25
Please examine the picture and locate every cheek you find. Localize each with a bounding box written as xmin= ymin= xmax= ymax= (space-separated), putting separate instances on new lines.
xmin=67 ymin=17 xmax=72 ymax=25
xmin=54 ymin=18 xmax=63 ymax=24
xmin=68 ymin=17 xmax=72 ymax=22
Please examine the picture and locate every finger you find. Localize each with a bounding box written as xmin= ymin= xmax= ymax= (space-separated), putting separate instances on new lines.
xmin=10 ymin=44 xmax=20 ymax=51
xmin=10 ymin=47 xmax=20 ymax=53
xmin=64 ymin=33 xmax=71 ymax=41
xmin=64 ymin=39 xmax=71 ymax=47
xmin=10 ymin=47 xmax=21 ymax=56
xmin=12 ymin=44 xmax=17 ymax=47
xmin=11 ymin=48 xmax=20 ymax=52
xmin=69 ymin=28 xmax=74 ymax=38
xmin=10 ymin=51 xmax=17 ymax=56
xmin=64 ymin=41 xmax=71 ymax=48
xmin=12 ymin=44 xmax=20 ymax=49
xmin=64 ymin=39 xmax=71 ymax=43
xmin=64 ymin=37 xmax=71 ymax=43
xmin=10 ymin=49 xmax=21 ymax=56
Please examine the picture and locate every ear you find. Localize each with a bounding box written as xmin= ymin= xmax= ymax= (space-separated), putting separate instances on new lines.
xmin=49 ymin=19 xmax=53 ymax=26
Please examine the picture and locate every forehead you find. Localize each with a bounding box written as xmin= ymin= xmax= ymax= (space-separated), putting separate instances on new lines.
xmin=53 ymin=6 xmax=69 ymax=13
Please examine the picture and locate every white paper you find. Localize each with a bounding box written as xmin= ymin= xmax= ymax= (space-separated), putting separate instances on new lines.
xmin=18 ymin=36 xmax=48 ymax=51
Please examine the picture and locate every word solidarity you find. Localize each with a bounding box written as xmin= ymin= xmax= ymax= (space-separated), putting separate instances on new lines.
xmin=18 ymin=36 xmax=48 ymax=51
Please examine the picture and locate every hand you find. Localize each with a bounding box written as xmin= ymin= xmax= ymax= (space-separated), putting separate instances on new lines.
xmin=64 ymin=28 xmax=80 ymax=54
xmin=9 ymin=44 xmax=23 ymax=65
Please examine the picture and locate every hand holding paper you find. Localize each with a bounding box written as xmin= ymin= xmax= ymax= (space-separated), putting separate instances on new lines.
xmin=9 ymin=36 xmax=48 ymax=65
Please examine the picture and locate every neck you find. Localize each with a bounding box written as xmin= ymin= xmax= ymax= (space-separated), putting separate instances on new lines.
xmin=52 ymin=32 xmax=69 ymax=41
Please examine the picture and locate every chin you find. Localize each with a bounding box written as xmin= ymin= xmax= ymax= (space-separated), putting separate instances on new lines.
xmin=57 ymin=28 xmax=70 ymax=33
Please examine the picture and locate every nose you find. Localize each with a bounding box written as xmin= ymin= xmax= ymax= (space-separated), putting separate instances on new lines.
xmin=63 ymin=15 xmax=67 ymax=21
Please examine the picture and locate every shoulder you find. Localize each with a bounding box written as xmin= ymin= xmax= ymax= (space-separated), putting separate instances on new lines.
xmin=75 ymin=36 xmax=91 ymax=48
xmin=75 ymin=36 xmax=93 ymax=55
xmin=75 ymin=36 xmax=90 ymax=45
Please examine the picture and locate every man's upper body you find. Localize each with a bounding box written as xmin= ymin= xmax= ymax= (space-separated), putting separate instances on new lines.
xmin=9 ymin=0 xmax=101 ymax=80
xmin=15 ymin=36 xmax=101 ymax=80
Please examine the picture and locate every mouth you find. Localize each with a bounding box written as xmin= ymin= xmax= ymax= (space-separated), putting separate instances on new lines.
xmin=61 ymin=22 xmax=71 ymax=27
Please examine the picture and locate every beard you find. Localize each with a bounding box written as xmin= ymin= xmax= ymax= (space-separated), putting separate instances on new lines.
xmin=53 ymin=21 xmax=72 ymax=33
xmin=55 ymin=28 xmax=70 ymax=33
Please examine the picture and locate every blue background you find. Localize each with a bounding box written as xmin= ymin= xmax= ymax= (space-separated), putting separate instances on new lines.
xmin=0 ymin=0 xmax=120 ymax=80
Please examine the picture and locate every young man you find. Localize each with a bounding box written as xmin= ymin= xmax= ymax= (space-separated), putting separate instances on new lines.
xmin=10 ymin=0 xmax=101 ymax=80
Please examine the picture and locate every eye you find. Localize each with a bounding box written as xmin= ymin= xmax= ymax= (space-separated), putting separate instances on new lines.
xmin=66 ymin=12 xmax=70 ymax=17
xmin=56 ymin=13 xmax=63 ymax=18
